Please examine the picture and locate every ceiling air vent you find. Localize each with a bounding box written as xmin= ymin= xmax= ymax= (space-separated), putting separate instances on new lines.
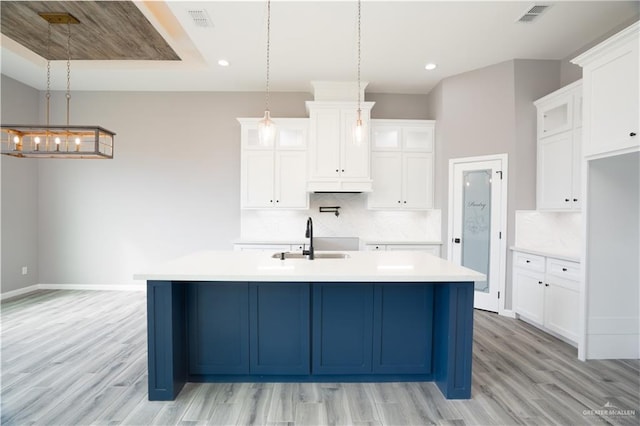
xmin=187 ymin=9 xmax=213 ymax=28
xmin=516 ymin=4 xmax=551 ymax=23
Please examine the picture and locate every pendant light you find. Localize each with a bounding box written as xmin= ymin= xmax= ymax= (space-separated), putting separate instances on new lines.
xmin=1 ymin=12 xmax=115 ymax=159
xmin=257 ymin=0 xmax=276 ymax=146
xmin=354 ymin=0 xmax=365 ymax=146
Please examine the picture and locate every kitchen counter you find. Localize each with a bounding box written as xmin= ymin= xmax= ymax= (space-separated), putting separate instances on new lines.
xmin=134 ymin=249 xmax=483 ymax=283
xmin=140 ymin=250 xmax=482 ymax=403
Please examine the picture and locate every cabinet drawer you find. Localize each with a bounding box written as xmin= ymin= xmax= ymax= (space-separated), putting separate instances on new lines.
xmin=547 ymin=258 xmax=580 ymax=281
xmin=513 ymin=252 xmax=545 ymax=272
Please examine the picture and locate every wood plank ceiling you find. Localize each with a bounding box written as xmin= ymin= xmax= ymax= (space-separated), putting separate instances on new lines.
xmin=0 ymin=1 xmax=179 ymax=61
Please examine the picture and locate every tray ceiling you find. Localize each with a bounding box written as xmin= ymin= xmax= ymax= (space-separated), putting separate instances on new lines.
xmin=0 ymin=1 xmax=179 ymax=61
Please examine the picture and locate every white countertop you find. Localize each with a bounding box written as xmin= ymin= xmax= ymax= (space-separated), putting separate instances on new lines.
xmin=134 ymin=250 xmax=485 ymax=283
xmin=510 ymin=246 xmax=581 ymax=263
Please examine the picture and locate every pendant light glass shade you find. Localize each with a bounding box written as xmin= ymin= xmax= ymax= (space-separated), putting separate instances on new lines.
xmin=258 ymin=110 xmax=275 ymax=146
xmin=354 ymin=110 xmax=365 ymax=146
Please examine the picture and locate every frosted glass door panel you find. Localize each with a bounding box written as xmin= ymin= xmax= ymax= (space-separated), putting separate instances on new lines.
xmin=462 ymin=170 xmax=491 ymax=293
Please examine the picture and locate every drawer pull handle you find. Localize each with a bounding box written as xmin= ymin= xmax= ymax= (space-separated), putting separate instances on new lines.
xmin=545 ymin=283 xmax=550 ymax=287
xmin=631 ymin=132 xmax=637 ymax=137
xmin=562 ymin=267 xmax=568 ymax=272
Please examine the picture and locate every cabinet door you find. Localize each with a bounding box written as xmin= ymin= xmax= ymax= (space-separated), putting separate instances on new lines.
xmin=368 ymin=152 xmax=402 ymax=209
xmin=276 ymin=120 xmax=307 ymax=150
xmin=538 ymin=97 xmax=573 ymax=138
xmin=242 ymin=150 xmax=274 ymax=208
xmin=403 ymin=126 xmax=434 ymax=152
xmin=403 ymin=152 xmax=433 ymax=209
xmin=585 ymin=40 xmax=639 ymax=157
xmin=513 ymin=268 xmax=545 ymax=325
xmin=188 ymin=283 xmax=249 ymax=375
xmin=275 ymin=151 xmax=308 ymax=209
xmin=544 ymin=279 xmax=579 ymax=343
xmin=373 ymin=284 xmax=433 ymax=374
xmin=249 ymin=283 xmax=310 ymax=375
xmin=537 ymin=132 xmax=573 ymax=209
xmin=309 ymin=109 xmax=341 ymax=179
xmin=371 ymin=124 xmax=401 ymax=150
xmin=312 ymin=284 xmax=373 ymax=374
xmin=341 ymin=109 xmax=370 ymax=179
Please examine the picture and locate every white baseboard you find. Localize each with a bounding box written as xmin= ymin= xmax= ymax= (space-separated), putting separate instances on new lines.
xmin=0 ymin=284 xmax=41 ymax=301
xmin=38 ymin=283 xmax=146 ymax=292
xmin=1 ymin=283 xmax=145 ymax=300
xmin=499 ymin=308 xmax=516 ymax=319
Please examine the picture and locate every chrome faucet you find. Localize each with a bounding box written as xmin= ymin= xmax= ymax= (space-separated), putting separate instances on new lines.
xmin=303 ymin=217 xmax=314 ymax=260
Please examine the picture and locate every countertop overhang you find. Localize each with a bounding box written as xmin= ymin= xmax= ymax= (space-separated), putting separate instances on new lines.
xmin=134 ymin=250 xmax=485 ymax=282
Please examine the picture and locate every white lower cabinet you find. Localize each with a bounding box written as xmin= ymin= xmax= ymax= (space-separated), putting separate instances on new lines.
xmin=365 ymin=243 xmax=441 ymax=257
xmin=513 ymin=250 xmax=579 ymax=344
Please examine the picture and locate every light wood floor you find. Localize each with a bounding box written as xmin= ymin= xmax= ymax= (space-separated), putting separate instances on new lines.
xmin=1 ymin=290 xmax=638 ymax=426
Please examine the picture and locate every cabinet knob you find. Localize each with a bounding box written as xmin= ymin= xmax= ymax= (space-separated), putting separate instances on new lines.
xmin=403 ymin=201 xmax=407 ymax=204
xmin=538 ymin=281 xmax=543 ymax=285
xmin=562 ymin=267 xmax=567 ymax=272
xmin=341 ymin=169 xmax=345 ymax=172
xmin=573 ymin=198 xmax=578 ymax=202
xmin=335 ymin=169 xmax=339 ymax=173
xmin=545 ymin=283 xmax=550 ymax=287
xmin=276 ymin=200 xmax=279 ymax=203
xmin=631 ymin=132 xmax=637 ymax=137
xmin=526 ymin=260 xmax=530 ymax=263
xmin=269 ymin=199 xmax=273 ymax=203
xmin=565 ymin=198 xmax=570 ymax=202
xmin=398 ymin=200 xmax=401 ymax=204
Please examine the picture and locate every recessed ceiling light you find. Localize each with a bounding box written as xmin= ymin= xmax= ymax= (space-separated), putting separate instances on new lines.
xmin=425 ymin=63 xmax=437 ymax=71
xmin=218 ymin=59 xmax=229 ymax=67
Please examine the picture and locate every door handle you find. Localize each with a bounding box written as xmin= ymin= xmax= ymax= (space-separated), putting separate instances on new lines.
xmin=453 ymin=238 xmax=461 ymax=244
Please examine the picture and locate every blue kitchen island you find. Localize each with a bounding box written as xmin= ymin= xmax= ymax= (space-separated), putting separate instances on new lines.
xmin=135 ymin=250 xmax=484 ymax=401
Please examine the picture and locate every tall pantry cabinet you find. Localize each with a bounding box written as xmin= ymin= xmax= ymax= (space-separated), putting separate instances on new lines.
xmin=571 ymin=21 xmax=639 ymax=360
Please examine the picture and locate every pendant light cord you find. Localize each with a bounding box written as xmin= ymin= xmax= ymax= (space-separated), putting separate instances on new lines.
xmin=46 ymin=23 xmax=51 ymax=129
xmin=66 ymin=22 xmax=72 ymax=128
xmin=265 ymin=0 xmax=271 ymax=113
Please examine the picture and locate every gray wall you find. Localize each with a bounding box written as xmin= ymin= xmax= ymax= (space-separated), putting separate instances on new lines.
xmin=0 ymin=80 xmax=432 ymax=289
xmin=1 ymin=76 xmax=40 ymax=293
xmin=35 ymin=90 xmax=311 ymax=285
xmin=367 ymin=93 xmax=430 ymax=119
xmin=426 ymin=59 xmax=560 ymax=309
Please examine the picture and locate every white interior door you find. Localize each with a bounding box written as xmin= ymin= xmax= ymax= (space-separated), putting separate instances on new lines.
xmin=449 ymin=156 xmax=507 ymax=313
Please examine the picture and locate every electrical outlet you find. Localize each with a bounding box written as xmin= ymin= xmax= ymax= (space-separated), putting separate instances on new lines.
xmin=21 ymin=266 xmax=28 ymax=275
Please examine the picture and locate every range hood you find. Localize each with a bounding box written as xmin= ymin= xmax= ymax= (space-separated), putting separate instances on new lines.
xmin=306 ymin=82 xmax=374 ymax=193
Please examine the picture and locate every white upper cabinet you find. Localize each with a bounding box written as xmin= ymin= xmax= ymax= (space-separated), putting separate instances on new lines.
xmin=572 ymin=21 xmax=639 ymax=159
xmin=239 ymin=118 xmax=309 ymax=209
xmin=368 ymin=120 xmax=435 ymax=210
xmin=306 ymin=101 xmax=375 ymax=192
xmin=534 ymin=81 xmax=582 ymax=210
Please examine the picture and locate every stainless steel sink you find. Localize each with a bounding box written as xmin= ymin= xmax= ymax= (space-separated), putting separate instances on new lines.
xmin=271 ymin=252 xmax=350 ymax=260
